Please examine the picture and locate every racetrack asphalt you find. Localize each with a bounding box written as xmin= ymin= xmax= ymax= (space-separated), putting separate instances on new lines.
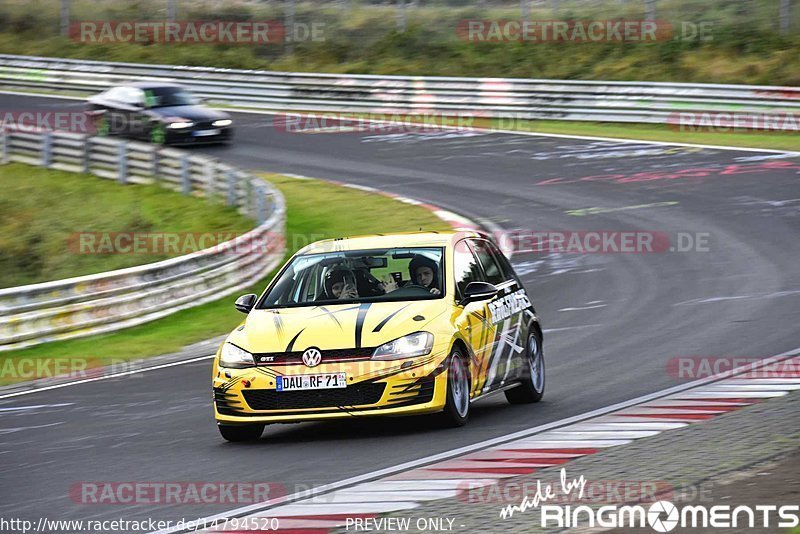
xmin=1 ymin=94 xmax=799 ymax=527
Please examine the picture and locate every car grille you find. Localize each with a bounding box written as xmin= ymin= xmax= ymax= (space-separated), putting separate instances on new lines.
xmin=242 ymin=382 xmax=386 ymax=410
xmin=214 ymin=387 xmax=244 ymax=416
xmin=387 ymin=378 xmax=436 ymax=407
xmin=254 ymin=347 xmax=375 ymax=366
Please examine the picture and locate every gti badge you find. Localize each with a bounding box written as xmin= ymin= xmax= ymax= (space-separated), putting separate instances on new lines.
xmin=302 ymin=348 xmax=322 ymax=368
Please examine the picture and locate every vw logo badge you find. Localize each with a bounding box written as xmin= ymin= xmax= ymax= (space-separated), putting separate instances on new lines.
xmin=302 ymin=348 xmax=322 ymax=368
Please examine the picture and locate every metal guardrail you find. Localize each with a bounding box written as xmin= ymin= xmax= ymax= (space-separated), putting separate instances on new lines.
xmin=0 ymin=130 xmax=286 ymax=351
xmin=0 ymin=54 xmax=798 ymax=127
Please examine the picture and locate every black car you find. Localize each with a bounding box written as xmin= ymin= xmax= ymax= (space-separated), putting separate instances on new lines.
xmin=87 ymin=82 xmax=233 ymax=145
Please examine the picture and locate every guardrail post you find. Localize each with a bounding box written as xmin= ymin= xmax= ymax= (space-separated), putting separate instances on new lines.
xmin=82 ymin=135 xmax=90 ymax=173
xmin=1 ymin=132 xmax=9 ymax=164
xmin=780 ymin=0 xmax=792 ymax=34
xmin=227 ymin=170 xmax=237 ymax=207
xmin=181 ymin=154 xmax=191 ymax=195
xmin=205 ymin=160 xmax=216 ymax=198
xmin=42 ymin=132 xmax=53 ymax=168
xmin=645 ymin=0 xmax=656 ymax=21
xmin=151 ymin=147 xmax=160 ymax=182
xmin=396 ymin=0 xmax=406 ymax=32
xmin=257 ymin=185 xmax=267 ymax=223
xmin=117 ymin=142 xmax=128 ymax=184
xmin=60 ymin=0 xmax=70 ymax=37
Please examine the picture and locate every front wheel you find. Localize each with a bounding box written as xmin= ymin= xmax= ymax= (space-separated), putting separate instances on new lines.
xmin=149 ymin=123 xmax=167 ymax=145
xmin=505 ymin=330 xmax=545 ymax=404
xmin=440 ymin=350 xmax=471 ymax=427
xmin=218 ymin=423 xmax=264 ymax=442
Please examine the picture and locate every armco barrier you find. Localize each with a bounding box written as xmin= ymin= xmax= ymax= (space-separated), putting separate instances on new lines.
xmin=0 ymin=130 xmax=286 ymax=351
xmin=0 ymin=54 xmax=798 ymax=128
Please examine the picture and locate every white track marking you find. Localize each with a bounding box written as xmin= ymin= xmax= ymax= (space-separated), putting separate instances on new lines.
xmin=0 ymin=355 xmax=214 ymax=400
xmin=0 ymin=90 xmax=795 ymax=155
xmin=152 ymin=348 xmax=800 ymax=533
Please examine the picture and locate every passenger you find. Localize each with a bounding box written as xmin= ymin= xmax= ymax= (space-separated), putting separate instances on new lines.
xmin=323 ymin=268 xmax=359 ymax=300
xmin=408 ymin=255 xmax=441 ymax=295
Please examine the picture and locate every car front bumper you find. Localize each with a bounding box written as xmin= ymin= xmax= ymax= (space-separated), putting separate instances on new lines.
xmin=166 ymin=126 xmax=233 ymax=145
xmin=213 ymin=354 xmax=449 ymax=424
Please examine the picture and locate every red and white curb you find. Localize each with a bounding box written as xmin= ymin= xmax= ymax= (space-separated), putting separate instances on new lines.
xmin=164 ymin=351 xmax=800 ymax=534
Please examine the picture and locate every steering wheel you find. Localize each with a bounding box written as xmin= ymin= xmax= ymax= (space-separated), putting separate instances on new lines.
xmin=402 ymin=283 xmax=431 ymax=292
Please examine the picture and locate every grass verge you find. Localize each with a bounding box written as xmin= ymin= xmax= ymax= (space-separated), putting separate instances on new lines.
xmin=0 ymin=163 xmax=254 ymax=288
xmin=0 ymin=173 xmax=451 ymax=386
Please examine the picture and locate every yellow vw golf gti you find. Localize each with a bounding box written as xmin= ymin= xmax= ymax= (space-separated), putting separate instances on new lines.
xmin=213 ymin=231 xmax=544 ymax=441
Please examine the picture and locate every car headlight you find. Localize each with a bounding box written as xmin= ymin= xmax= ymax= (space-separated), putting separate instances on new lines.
xmin=166 ymin=120 xmax=194 ymax=129
xmin=212 ymin=119 xmax=232 ymax=127
xmin=219 ymin=343 xmax=255 ymax=368
xmin=372 ymin=332 xmax=433 ymax=361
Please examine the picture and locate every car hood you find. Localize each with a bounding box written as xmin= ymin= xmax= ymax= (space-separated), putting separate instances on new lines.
xmin=149 ymin=105 xmax=228 ymax=122
xmin=228 ymin=299 xmax=450 ymax=353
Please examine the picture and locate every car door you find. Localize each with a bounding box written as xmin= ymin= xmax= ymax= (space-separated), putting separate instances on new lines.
xmin=120 ymin=87 xmax=147 ymax=139
xmin=94 ymin=87 xmax=126 ymax=136
xmin=453 ymin=238 xmax=496 ymax=398
xmin=469 ymin=238 xmax=530 ymax=390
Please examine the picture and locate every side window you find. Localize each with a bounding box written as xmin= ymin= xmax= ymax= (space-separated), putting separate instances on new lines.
xmin=470 ymin=239 xmax=506 ymax=285
xmin=105 ymin=87 xmax=125 ymax=102
xmin=120 ymin=87 xmax=144 ymax=107
xmin=484 ymin=240 xmax=520 ymax=285
xmin=453 ymin=240 xmax=485 ymax=299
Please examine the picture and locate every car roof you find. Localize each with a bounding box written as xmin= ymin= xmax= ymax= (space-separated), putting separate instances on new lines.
xmin=297 ymin=230 xmax=484 ymax=255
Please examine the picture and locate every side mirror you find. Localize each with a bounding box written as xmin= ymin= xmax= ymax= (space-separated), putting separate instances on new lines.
xmin=234 ymin=293 xmax=257 ymax=314
xmin=460 ymin=282 xmax=498 ymax=306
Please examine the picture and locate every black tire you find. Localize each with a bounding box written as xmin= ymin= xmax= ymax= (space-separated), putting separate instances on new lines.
xmin=217 ymin=423 xmax=264 ymax=442
xmin=505 ymin=329 xmax=545 ymax=404
xmin=440 ymin=349 xmax=471 ymax=427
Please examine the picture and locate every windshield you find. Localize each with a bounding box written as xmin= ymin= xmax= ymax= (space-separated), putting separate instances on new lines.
xmin=258 ymin=247 xmax=445 ymax=308
xmin=143 ymin=87 xmax=199 ymax=108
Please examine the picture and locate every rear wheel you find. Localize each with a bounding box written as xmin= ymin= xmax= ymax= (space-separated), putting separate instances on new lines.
xmin=440 ymin=349 xmax=471 ymax=427
xmin=217 ymin=423 xmax=264 ymax=442
xmin=505 ymin=330 xmax=545 ymax=404
xmin=94 ymin=115 xmax=110 ymax=136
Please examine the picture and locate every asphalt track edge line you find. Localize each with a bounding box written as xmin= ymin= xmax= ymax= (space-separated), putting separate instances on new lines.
xmin=229 ymin=108 xmax=800 ymax=155
xmin=150 ymin=345 xmax=800 ymax=534
xmin=0 ymin=90 xmax=796 ymax=155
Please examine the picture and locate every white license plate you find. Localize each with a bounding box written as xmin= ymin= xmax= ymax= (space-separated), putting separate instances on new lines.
xmin=193 ymin=129 xmax=220 ymax=137
xmin=276 ymin=372 xmax=347 ymax=392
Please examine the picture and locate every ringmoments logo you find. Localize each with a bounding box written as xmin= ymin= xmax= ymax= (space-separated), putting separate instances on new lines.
xmin=500 ymin=468 xmax=800 ymax=531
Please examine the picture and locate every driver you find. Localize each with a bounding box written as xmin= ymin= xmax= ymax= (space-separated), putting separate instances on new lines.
xmin=323 ymin=268 xmax=359 ymax=300
xmin=408 ymin=255 xmax=441 ymax=295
